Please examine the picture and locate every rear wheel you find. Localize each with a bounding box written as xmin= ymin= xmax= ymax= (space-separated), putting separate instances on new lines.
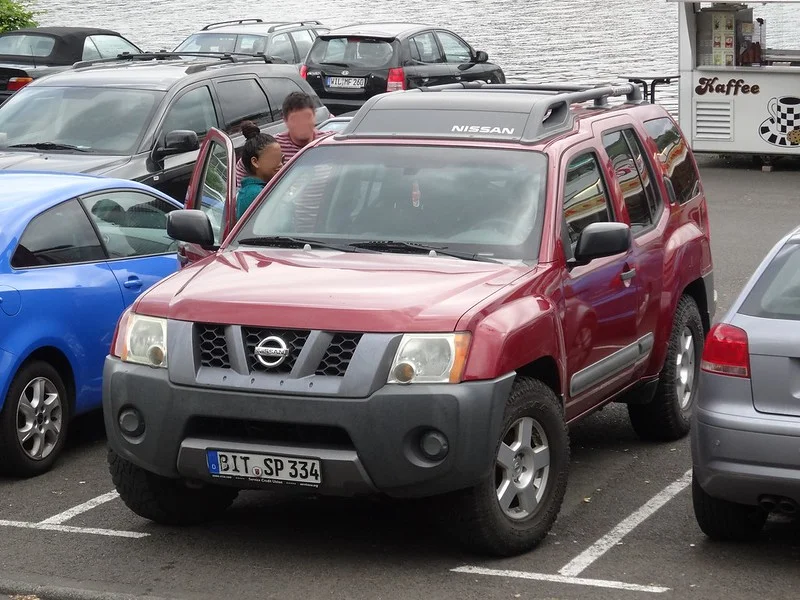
xmin=628 ymin=295 xmax=704 ymax=441
xmin=109 ymin=450 xmax=238 ymax=525
xmin=0 ymin=360 xmax=70 ymax=477
xmin=448 ymin=377 xmax=569 ymax=556
xmin=692 ymin=473 xmax=766 ymax=541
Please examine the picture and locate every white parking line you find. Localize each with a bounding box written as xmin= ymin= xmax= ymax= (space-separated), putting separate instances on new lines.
xmin=38 ymin=491 xmax=120 ymax=525
xmin=451 ymin=566 xmax=669 ymax=593
xmin=558 ymin=469 xmax=692 ymax=577
xmin=0 ymin=520 xmax=148 ymax=539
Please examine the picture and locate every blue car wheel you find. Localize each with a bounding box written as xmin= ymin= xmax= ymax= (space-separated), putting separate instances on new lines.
xmin=0 ymin=360 xmax=70 ymax=477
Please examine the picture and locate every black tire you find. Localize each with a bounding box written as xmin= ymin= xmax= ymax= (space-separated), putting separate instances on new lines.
xmin=692 ymin=473 xmax=766 ymax=541
xmin=447 ymin=377 xmax=570 ymax=556
xmin=628 ymin=294 xmax=704 ymax=442
xmin=0 ymin=360 xmax=70 ymax=477
xmin=108 ymin=449 xmax=239 ymax=525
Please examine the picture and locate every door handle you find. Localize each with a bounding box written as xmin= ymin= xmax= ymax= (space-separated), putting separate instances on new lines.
xmin=621 ymin=268 xmax=637 ymax=282
xmin=123 ymin=277 xmax=142 ymax=290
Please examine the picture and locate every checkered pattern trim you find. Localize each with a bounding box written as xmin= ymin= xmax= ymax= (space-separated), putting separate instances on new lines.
xmin=773 ymin=106 xmax=798 ymax=134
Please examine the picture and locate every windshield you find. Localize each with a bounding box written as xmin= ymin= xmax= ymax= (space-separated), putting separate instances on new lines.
xmin=175 ymin=33 xmax=238 ymax=53
xmin=0 ymin=86 xmax=164 ymax=155
xmin=233 ymin=144 xmax=547 ymax=260
xmin=739 ymin=241 xmax=800 ymax=321
xmin=309 ymin=37 xmax=395 ymax=68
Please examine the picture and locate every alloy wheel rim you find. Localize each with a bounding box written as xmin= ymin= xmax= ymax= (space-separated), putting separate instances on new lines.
xmin=495 ymin=416 xmax=551 ymax=520
xmin=16 ymin=377 xmax=63 ymax=460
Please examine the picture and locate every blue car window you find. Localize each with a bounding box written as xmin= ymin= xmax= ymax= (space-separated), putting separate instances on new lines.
xmin=11 ymin=199 xmax=106 ymax=268
xmin=81 ymin=191 xmax=179 ymax=258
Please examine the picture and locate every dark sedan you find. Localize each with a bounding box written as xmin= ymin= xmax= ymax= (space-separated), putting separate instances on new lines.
xmin=0 ymin=27 xmax=142 ymax=103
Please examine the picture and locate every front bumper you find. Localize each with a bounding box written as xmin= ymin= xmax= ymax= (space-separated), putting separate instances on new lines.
xmin=692 ymin=377 xmax=800 ymax=506
xmin=103 ymin=357 xmax=515 ymax=499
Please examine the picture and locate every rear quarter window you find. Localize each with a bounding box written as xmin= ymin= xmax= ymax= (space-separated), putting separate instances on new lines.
xmin=0 ymin=34 xmax=55 ymax=57
xmin=739 ymin=241 xmax=800 ymax=321
xmin=643 ymin=117 xmax=701 ymax=205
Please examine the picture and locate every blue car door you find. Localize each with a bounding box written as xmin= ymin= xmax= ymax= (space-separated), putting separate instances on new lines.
xmin=9 ymin=198 xmax=125 ymax=413
xmin=79 ymin=190 xmax=181 ymax=306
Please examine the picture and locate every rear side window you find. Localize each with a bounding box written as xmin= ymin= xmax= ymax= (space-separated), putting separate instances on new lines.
xmin=563 ymin=152 xmax=614 ymax=246
xmin=0 ymin=34 xmax=55 ymax=57
xmin=739 ymin=241 xmax=800 ymax=321
xmin=643 ymin=117 xmax=701 ymax=205
xmin=260 ymin=77 xmax=314 ymax=120
xmin=602 ymin=129 xmax=653 ymax=232
xmin=12 ymin=199 xmax=106 ymax=268
xmin=214 ymin=78 xmax=272 ymax=131
xmin=267 ymin=33 xmax=296 ymax=63
xmin=309 ymin=37 xmax=395 ymax=68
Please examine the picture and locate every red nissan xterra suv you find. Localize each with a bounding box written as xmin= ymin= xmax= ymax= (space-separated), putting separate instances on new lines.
xmin=103 ymin=81 xmax=715 ymax=556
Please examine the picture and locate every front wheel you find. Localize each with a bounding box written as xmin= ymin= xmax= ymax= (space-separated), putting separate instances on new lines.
xmin=449 ymin=377 xmax=570 ymax=556
xmin=0 ymin=360 xmax=70 ymax=477
xmin=109 ymin=450 xmax=238 ymax=525
xmin=628 ymin=294 xmax=704 ymax=441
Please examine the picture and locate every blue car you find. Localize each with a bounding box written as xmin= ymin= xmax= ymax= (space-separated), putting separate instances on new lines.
xmin=0 ymin=171 xmax=183 ymax=477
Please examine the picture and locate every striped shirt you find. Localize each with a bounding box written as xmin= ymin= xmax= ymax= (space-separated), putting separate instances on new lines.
xmin=234 ymin=129 xmax=331 ymax=188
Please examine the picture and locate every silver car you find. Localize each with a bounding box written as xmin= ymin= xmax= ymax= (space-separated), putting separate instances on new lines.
xmin=692 ymin=225 xmax=800 ymax=540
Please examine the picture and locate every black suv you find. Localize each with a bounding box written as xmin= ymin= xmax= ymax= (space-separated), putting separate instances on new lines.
xmin=174 ymin=19 xmax=328 ymax=65
xmin=301 ymin=22 xmax=505 ymax=114
xmin=0 ymin=52 xmax=331 ymax=202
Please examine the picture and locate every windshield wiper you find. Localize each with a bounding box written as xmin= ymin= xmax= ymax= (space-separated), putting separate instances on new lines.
xmin=8 ymin=142 xmax=90 ymax=152
xmin=349 ymin=240 xmax=501 ymax=263
xmin=237 ymin=236 xmax=380 ymax=254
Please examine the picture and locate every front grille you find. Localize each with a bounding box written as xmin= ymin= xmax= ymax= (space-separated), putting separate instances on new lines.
xmin=186 ymin=417 xmax=354 ymax=449
xmin=197 ymin=324 xmax=230 ymax=368
xmin=243 ymin=327 xmax=310 ymax=373
xmin=315 ymin=333 xmax=362 ymax=376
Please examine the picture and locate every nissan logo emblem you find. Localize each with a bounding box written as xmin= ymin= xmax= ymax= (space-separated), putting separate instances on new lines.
xmin=254 ymin=336 xmax=290 ymax=368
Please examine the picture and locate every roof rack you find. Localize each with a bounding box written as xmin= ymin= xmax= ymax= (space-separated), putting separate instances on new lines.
xmin=72 ymin=51 xmax=284 ymax=71
xmin=202 ymin=18 xmax=264 ymax=31
xmin=339 ymin=81 xmax=644 ymax=145
xmin=267 ymin=20 xmax=324 ymax=32
xmin=623 ymin=74 xmax=679 ymax=104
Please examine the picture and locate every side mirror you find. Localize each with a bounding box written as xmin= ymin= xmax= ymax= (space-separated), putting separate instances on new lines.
xmin=475 ymin=50 xmax=489 ymax=63
xmin=153 ymin=130 xmax=199 ymax=161
xmin=570 ymin=222 xmax=631 ymax=267
xmin=167 ymin=209 xmax=215 ymax=248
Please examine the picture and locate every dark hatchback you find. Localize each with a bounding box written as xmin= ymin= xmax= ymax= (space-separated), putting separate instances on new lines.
xmin=301 ymin=22 xmax=504 ymax=114
xmin=0 ymin=27 xmax=142 ymax=103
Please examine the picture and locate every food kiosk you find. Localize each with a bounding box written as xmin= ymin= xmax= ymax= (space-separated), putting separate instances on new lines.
xmin=671 ymin=0 xmax=800 ymax=159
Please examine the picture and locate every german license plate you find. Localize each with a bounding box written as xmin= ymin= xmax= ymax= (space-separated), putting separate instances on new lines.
xmin=326 ymin=76 xmax=365 ymax=89
xmin=206 ymin=450 xmax=321 ymax=487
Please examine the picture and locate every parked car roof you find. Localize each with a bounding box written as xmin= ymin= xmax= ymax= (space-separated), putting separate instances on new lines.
xmin=322 ymin=22 xmax=433 ymax=39
xmin=0 ymin=27 xmax=140 ymax=66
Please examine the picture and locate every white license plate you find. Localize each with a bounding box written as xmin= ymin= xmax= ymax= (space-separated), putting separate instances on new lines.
xmin=206 ymin=450 xmax=321 ymax=487
xmin=326 ymin=76 xmax=365 ymax=89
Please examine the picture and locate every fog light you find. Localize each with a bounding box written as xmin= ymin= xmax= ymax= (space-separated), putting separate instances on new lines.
xmin=419 ymin=430 xmax=448 ymax=461
xmin=393 ymin=361 xmax=416 ymax=384
xmin=118 ymin=407 xmax=145 ymax=437
xmin=147 ymin=344 xmax=165 ymax=367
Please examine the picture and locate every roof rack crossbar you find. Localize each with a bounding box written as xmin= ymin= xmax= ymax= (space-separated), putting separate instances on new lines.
xmin=422 ymin=81 xmax=642 ymax=104
xmin=72 ymin=51 xmax=280 ymax=71
xmin=268 ymin=20 xmax=324 ymax=32
xmin=202 ymin=18 xmax=264 ymax=31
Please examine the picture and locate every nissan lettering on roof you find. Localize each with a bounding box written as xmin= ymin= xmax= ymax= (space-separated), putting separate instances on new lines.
xmin=451 ymin=125 xmax=516 ymax=135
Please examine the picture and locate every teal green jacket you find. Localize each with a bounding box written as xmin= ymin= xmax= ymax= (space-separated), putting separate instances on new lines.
xmin=236 ymin=176 xmax=266 ymax=220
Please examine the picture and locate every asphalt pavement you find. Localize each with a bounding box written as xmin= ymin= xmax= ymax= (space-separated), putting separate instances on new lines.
xmin=2 ymin=155 xmax=799 ymax=600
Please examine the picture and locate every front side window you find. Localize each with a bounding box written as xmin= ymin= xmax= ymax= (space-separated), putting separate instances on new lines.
xmin=563 ymin=153 xmax=613 ymax=246
xmin=436 ymin=31 xmax=472 ymax=63
xmin=409 ymin=32 xmax=443 ymax=64
xmin=81 ymin=191 xmax=178 ymax=258
xmin=87 ymin=35 xmax=140 ymax=58
xmin=290 ymin=30 xmax=315 ymax=59
xmin=82 ymin=37 xmax=101 ymax=61
xmin=197 ymin=141 xmax=231 ymax=245
xmin=233 ymin=145 xmax=547 ymax=261
xmin=267 ymin=33 xmax=296 ymax=63
xmin=11 ymin=199 xmax=105 ymax=268
xmin=160 ymin=86 xmax=219 ymax=140
xmin=0 ymin=86 xmax=164 ymax=155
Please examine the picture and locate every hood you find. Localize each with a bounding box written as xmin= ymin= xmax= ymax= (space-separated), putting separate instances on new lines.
xmin=135 ymin=249 xmax=533 ymax=332
xmin=0 ymin=150 xmax=130 ymax=174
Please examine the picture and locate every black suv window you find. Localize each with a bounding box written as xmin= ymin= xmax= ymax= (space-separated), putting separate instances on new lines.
xmin=161 ymin=86 xmax=219 ymax=141
xmin=409 ymin=32 xmax=443 ymax=63
xmin=267 ymin=33 xmax=296 ymax=63
xmin=436 ymin=31 xmax=471 ymax=63
xmin=563 ymin=153 xmax=613 ymax=246
xmin=215 ymin=78 xmax=272 ymax=132
xmin=260 ymin=76 xmax=311 ymax=120
xmin=602 ymin=129 xmax=653 ymax=232
xmin=643 ymin=117 xmax=702 ymax=205
xmin=12 ymin=199 xmax=105 ymax=268
xmin=81 ymin=191 xmax=178 ymax=258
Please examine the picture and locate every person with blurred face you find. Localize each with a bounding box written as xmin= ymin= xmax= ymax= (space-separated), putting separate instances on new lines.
xmin=275 ymin=91 xmax=326 ymax=162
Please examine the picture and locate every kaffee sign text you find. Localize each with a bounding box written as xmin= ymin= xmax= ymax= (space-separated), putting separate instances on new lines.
xmin=696 ymin=77 xmax=761 ymax=96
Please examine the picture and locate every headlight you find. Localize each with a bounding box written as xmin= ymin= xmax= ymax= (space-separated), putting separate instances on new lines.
xmin=387 ymin=333 xmax=471 ymax=384
xmin=121 ymin=314 xmax=168 ymax=368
